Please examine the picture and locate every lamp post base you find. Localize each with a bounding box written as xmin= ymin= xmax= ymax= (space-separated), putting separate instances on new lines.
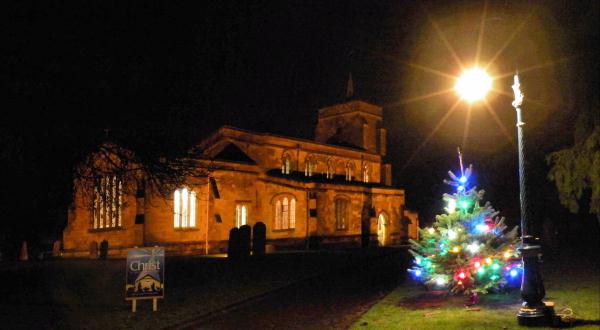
xmin=517 ymin=302 xmax=554 ymax=326
xmin=517 ymin=236 xmax=551 ymax=327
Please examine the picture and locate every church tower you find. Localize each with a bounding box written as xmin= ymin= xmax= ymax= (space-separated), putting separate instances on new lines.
xmin=314 ymin=74 xmax=387 ymax=156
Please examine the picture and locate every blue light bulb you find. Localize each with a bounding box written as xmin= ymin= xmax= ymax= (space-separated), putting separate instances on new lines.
xmin=415 ymin=270 xmax=422 ymax=276
xmin=459 ymin=176 xmax=467 ymax=183
xmin=510 ymin=269 xmax=518 ymax=277
xmin=457 ymin=185 xmax=465 ymax=192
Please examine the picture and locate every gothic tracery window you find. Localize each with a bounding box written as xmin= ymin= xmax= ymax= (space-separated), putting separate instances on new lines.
xmin=305 ymin=155 xmax=315 ymax=177
xmin=281 ymin=153 xmax=292 ymax=174
xmin=274 ymin=195 xmax=296 ymax=230
xmin=326 ymin=158 xmax=335 ymax=179
xmin=345 ymin=162 xmax=355 ymax=181
xmin=92 ymin=175 xmax=123 ymax=229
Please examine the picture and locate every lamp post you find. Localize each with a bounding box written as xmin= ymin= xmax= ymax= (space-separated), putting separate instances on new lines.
xmin=512 ymin=73 xmax=550 ymax=326
xmin=455 ymin=69 xmax=550 ymax=326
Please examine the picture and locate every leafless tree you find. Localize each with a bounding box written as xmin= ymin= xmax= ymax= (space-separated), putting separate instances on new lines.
xmin=73 ymin=141 xmax=209 ymax=208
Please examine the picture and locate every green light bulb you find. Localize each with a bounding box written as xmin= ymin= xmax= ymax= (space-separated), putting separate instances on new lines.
xmin=460 ymin=200 xmax=470 ymax=210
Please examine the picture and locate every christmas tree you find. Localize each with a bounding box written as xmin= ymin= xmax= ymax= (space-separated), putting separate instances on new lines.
xmin=409 ymin=152 xmax=522 ymax=296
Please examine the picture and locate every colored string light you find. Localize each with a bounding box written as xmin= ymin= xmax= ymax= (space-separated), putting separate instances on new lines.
xmin=436 ymin=277 xmax=447 ymax=286
xmin=448 ymin=230 xmax=457 ymax=240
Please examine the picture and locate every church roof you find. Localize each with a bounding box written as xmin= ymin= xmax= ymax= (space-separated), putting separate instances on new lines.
xmin=212 ymin=143 xmax=257 ymax=164
xmin=199 ymin=126 xmax=380 ymax=158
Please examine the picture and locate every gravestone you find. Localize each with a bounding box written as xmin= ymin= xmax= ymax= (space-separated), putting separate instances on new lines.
xmin=52 ymin=240 xmax=61 ymax=257
xmin=228 ymin=227 xmax=240 ymax=260
xmin=361 ymin=206 xmax=371 ymax=248
xmin=239 ymin=225 xmax=251 ymax=258
xmin=19 ymin=241 xmax=28 ymax=261
xmin=252 ymin=222 xmax=266 ymax=256
xmin=89 ymin=241 xmax=98 ymax=258
xmin=99 ymin=240 xmax=109 ymax=259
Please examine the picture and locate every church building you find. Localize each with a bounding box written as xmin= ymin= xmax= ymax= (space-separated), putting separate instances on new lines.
xmin=62 ymin=93 xmax=419 ymax=257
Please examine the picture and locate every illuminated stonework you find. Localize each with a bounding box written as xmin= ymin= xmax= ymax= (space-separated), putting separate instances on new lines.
xmin=62 ymin=98 xmax=419 ymax=257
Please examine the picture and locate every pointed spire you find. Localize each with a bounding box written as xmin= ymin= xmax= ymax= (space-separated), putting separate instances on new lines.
xmin=346 ymin=72 xmax=354 ymax=98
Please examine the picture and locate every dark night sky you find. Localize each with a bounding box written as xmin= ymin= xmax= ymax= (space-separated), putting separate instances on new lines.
xmin=3 ymin=1 xmax=599 ymax=248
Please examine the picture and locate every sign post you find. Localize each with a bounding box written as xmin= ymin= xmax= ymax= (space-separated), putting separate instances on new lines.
xmin=125 ymin=247 xmax=165 ymax=312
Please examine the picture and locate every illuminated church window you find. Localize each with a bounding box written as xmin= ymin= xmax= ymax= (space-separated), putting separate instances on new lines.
xmin=305 ymin=155 xmax=315 ymax=177
xmin=93 ymin=175 xmax=123 ymax=229
xmin=274 ymin=195 xmax=296 ymax=230
xmin=281 ymin=153 xmax=292 ymax=174
xmin=235 ymin=204 xmax=247 ymax=228
xmin=363 ymin=164 xmax=370 ymax=183
xmin=335 ymin=196 xmax=349 ymax=230
xmin=345 ymin=162 xmax=355 ymax=181
xmin=326 ymin=158 xmax=335 ymax=179
xmin=174 ymin=188 xmax=196 ymax=228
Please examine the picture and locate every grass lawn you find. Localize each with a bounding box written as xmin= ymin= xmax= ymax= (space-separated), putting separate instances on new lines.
xmin=352 ymin=255 xmax=600 ymax=330
xmin=0 ymin=249 xmax=389 ymax=329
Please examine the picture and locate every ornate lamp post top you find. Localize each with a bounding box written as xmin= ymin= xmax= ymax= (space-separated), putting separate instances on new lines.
xmin=512 ymin=73 xmax=524 ymax=109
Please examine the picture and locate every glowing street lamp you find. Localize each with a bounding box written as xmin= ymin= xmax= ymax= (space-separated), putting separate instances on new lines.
xmin=455 ymin=69 xmax=549 ymax=325
xmin=455 ymin=67 xmax=492 ymax=103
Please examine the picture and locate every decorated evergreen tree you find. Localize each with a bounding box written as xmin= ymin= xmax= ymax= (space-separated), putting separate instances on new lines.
xmin=409 ymin=152 xmax=522 ymax=299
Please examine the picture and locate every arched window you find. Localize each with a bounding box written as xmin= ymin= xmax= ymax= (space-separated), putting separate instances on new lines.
xmin=235 ymin=204 xmax=247 ymax=228
xmin=93 ymin=175 xmax=123 ymax=229
xmin=335 ymin=196 xmax=349 ymax=230
xmin=274 ymin=195 xmax=296 ymax=230
xmin=281 ymin=152 xmax=292 ymax=174
xmin=363 ymin=164 xmax=370 ymax=183
xmin=345 ymin=162 xmax=355 ymax=181
xmin=174 ymin=187 xmax=196 ymax=228
xmin=377 ymin=212 xmax=387 ymax=246
xmin=326 ymin=158 xmax=335 ymax=179
xmin=305 ymin=155 xmax=315 ymax=177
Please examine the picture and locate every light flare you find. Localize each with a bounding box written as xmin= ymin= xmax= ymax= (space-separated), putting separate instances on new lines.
xmin=455 ymin=67 xmax=492 ymax=103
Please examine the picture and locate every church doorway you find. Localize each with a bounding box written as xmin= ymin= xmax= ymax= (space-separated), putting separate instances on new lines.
xmin=377 ymin=213 xmax=387 ymax=246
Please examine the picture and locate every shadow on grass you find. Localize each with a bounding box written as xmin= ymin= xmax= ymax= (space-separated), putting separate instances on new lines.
xmin=398 ymin=288 xmax=523 ymax=310
xmin=398 ymin=291 xmax=452 ymax=309
xmin=569 ymin=319 xmax=600 ymax=327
